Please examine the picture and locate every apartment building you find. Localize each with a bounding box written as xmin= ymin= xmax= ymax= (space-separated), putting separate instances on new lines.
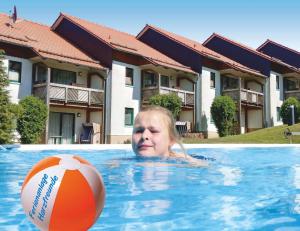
xmin=257 ymin=40 xmax=300 ymax=102
xmin=137 ymin=25 xmax=266 ymax=137
xmin=203 ymin=33 xmax=300 ymax=127
xmin=0 ymin=13 xmax=197 ymax=144
xmin=0 ymin=13 xmax=107 ymax=144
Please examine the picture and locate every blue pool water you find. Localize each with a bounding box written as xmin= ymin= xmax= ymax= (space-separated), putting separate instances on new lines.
xmin=1 ymin=146 xmax=300 ymax=230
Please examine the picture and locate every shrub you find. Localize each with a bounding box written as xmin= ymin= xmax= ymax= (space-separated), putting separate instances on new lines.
xmin=149 ymin=93 xmax=182 ymax=118
xmin=17 ymin=96 xmax=48 ymax=144
xmin=280 ymin=97 xmax=300 ymax=125
xmin=211 ymin=96 xmax=236 ymax=137
xmin=0 ymin=49 xmax=16 ymax=144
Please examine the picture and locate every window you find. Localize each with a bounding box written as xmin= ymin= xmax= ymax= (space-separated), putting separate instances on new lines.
xmin=51 ymin=68 xmax=76 ymax=85
xmin=223 ymin=76 xmax=238 ymax=90
xmin=125 ymin=108 xmax=134 ymax=126
xmin=8 ymin=60 xmax=22 ymax=83
xmin=143 ymin=71 xmax=157 ymax=87
xmin=210 ymin=72 xmax=216 ymax=88
xmin=125 ymin=67 xmax=134 ymax=86
xmin=35 ymin=65 xmax=47 ymax=83
xmin=276 ymin=107 xmax=281 ymax=122
xmin=276 ymin=75 xmax=280 ymax=90
xmin=161 ymin=75 xmax=169 ymax=87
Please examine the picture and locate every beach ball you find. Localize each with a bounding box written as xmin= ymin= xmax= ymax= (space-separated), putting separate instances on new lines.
xmin=21 ymin=154 xmax=105 ymax=231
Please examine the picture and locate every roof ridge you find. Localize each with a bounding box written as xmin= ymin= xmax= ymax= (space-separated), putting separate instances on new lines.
xmin=0 ymin=13 xmax=50 ymax=28
xmin=266 ymin=39 xmax=300 ymax=56
xmin=208 ymin=33 xmax=272 ymax=61
xmin=61 ymin=12 xmax=136 ymax=38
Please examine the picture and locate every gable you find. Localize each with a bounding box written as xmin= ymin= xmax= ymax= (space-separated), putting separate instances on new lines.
xmin=204 ymin=36 xmax=271 ymax=76
xmin=259 ymin=43 xmax=300 ymax=69
xmin=138 ymin=28 xmax=202 ymax=73
xmin=53 ymin=17 xmax=113 ymax=68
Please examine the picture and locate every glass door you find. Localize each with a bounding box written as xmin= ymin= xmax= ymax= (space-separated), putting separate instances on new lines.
xmin=48 ymin=112 xmax=75 ymax=144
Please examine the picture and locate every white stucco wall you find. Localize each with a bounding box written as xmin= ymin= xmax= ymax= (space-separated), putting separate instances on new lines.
xmin=268 ymin=72 xmax=283 ymax=126
xmin=200 ymin=67 xmax=221 ymax=134
xmin=4 ymin=55 xmax=33 ymax=103
xmin=107 ymin=61 xmax=141 ymax=138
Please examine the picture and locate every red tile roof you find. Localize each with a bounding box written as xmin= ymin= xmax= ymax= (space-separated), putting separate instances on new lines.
xmin=52 ymin=13 xmax=196 ymax=74
xmin=137 ymin=24 xmax=266 ymax=78
xmin=0 ymin=13 xmax=105 ymax=69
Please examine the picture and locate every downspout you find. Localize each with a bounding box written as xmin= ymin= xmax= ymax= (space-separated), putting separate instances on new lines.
xmin=195 ymin=73 xmax=201 ymax=132
xmin=103 ymin=68 xmax=109 ymax=144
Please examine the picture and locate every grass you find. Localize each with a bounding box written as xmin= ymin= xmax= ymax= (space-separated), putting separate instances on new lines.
xmin=183 ymin=123 xmax=300 ymax=144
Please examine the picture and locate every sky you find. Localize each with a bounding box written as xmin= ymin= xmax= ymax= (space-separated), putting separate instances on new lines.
xmin=1 ymin=0 xmax=300 ymax=51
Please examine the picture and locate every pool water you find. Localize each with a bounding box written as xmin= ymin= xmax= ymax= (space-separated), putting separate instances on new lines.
xmin=1 ymin=146 xmax=300 ymax=230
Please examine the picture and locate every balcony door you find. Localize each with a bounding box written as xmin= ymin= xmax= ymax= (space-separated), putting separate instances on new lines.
xmin=48 ymin=112 xmax=75 ymax=144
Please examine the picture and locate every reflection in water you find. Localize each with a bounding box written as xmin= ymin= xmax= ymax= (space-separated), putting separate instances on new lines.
xmin=212 ymin=196 xmax=251 ymax=230
xmin=218 ymin=166 xmax=242 ymax=186
xmin=122 ymin=199 xmax=171 ymax=219
xmin=293 ymin=165 xmax=300 ymax=189
xmin=293 ymin=165 xmax=300 ymax=214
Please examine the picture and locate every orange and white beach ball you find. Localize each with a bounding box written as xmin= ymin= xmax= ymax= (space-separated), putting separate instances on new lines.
xmin=21 ymin=154 xmax=105 ymax=231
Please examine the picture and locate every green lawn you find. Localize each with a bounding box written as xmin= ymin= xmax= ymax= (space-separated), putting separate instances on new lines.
xmin=183 ymin=123 xmax=300 ymax=144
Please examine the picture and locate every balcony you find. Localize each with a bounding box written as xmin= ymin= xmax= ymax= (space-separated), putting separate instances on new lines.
xmin=33 ymin=83 xmax=104 ymax=108
xmin=222 ymin=88 xmax=264 ymax=106
xmin=142 ymin=86 xmax=194 ymax=107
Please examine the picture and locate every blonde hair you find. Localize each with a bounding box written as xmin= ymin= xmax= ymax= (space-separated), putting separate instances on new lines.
xmin=137 ymin=106 xmax=186 ymax=154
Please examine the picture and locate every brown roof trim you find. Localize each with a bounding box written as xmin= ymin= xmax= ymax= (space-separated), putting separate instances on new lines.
xmin=257 ymin=39 xmax=300 ymax=56
xmin=203 ymin=33 xmax=272 ymax=61
xmin=0 ymin=39 xmax=40 ymax=56
xmin=137 ymin=25 xmax=265 ymax=77
xmin=51 ymin=13 xmax=114 ymax=49
xmin=138 ymin=24 xmax=204 ymax=56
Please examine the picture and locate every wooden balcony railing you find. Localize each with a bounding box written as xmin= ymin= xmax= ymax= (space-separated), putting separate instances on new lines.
xmin=33 ymin=83 xmax=104 ymax=107
xmin=142 ymin=86 xmax=195 ymax=106
xmin=222 ymin=88 xmax=264 ymax=106
xmin=285 ymin=90 xmax=300 ymax=100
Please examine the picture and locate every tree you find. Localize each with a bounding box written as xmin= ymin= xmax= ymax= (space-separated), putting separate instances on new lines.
xmin=17 ymin=96 xmax=48 ymax=144
xmin=0 ymin=49 xmax=16 ymax=144
xmin=280 ymin=97 xmax=300 ymax=125
xmin=211 ymin=96 xmax=236 ymax=137
xmin=149 ymin=93 xmax=182 ymax=118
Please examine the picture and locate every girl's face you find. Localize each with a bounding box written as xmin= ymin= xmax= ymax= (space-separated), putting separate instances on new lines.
xmin=132 ymin=111 xmax=174 ymax=157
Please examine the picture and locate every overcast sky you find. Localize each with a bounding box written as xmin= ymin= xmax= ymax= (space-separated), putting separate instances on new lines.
xmin=1 ymin=0 xmax=299 ymax=51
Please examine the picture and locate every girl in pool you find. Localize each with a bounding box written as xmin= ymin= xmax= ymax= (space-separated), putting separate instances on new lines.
xmin=132 ymin=106 xmax=207 ymax=166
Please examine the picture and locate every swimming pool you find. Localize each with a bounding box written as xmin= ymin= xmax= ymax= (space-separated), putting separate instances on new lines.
xmin=1 ymin=145 xmax=300 ymax=230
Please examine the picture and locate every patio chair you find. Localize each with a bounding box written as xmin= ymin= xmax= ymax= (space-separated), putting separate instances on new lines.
xmin=176 ymin=121 xmax=187 ymax=135
xmin=80 ymin=123 xmax=93 ymax=144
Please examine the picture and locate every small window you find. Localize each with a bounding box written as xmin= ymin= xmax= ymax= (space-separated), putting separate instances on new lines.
xmin=143 ymin=71 xmax=157 ymax=87
xmin=276 ymin=107 xmax=281 ymax=122
xmin=276 ymin=75 xmax=280 ymax=90
xmin=51 ymin=68 xmax=76 ymax=85
xmin=210 ymin=72 xmax=216 ymax=88
xmin=8 ymin=60 xmax=22 ymax=83
xmin=35 ymin=65 xmax=47 ymax=83
xmin=161 ymin=75 xmax=169 ymax=87
xmin=125 ymin=67 xmax=134 ymax=86
xmin=125 ymin=108 xmax=134 ymax=126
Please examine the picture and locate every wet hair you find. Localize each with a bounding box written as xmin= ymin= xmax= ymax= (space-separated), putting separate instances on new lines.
xmin=136 ymin=106 xmax=186 ymax=154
